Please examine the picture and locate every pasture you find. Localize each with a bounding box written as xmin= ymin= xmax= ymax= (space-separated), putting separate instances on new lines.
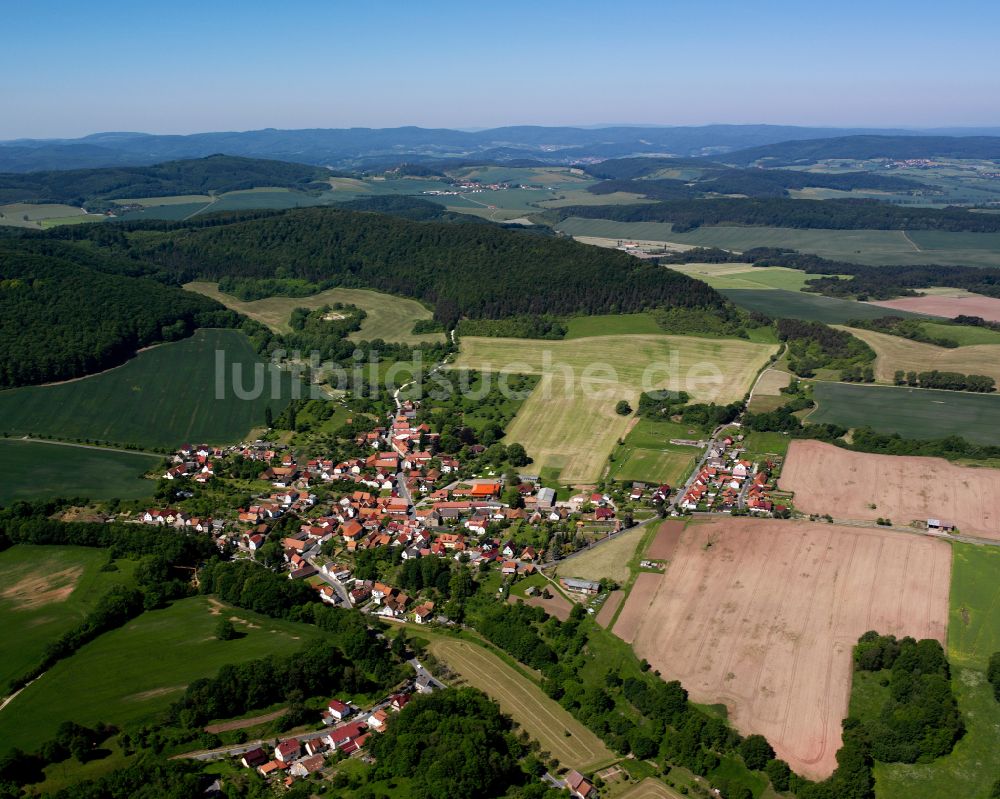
xmin=621 ymin=518 xmax=951 ymax=780
xmin=870 ymin=293 xmax=1000 ymax=322
xmin=451 ymin=335 xmax=775 ymax=483
xmin=667 ymin=263 xmax=830 ymax=292
xmin=919 ymin=321 xmax=1000 ymax=346
xmin=0 ymin=439 xmax=158 ymax=505
xmin=720 ymin=288 xmax=932 ymax=324
xmin=838 ymin=325 xmax=1000 ymax=384
xmin=557 ymin=217 xmax=1000 ymax=267
xmin=0 ymin=545 xmax=138 ymax=691
xmin=609 ymin=417 xmax=700 ymax=486
xmin=807 ymin=381 xmax=1000 ymax=445
xmin=564 ymin=313 xmax=662 ymax=339
xmin=185 ymin=282 xmax=444 ymax=344
xmin=867 ymin=544 xmax=1000 ymax=799
xmin=0 ymin=329 xmax=294 ymax=449
xmin=0 ymin=595 xmax=326 ymax=750
xmin=558 ymin=525 xmax=647 ymax=584
xmin=426 ymin=638 xmax=614 ymax=771
xmin=0 ymin=203 xmax=103 ymax=229
xmin=779 ymin=440 xmax=1000 ymax=538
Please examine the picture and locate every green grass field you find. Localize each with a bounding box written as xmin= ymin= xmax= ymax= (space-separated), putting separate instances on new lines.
xmin=0 ymin=545 xmax=138 ymax=690
xmin=866 ymin=543 xmax=1000 ymax=799
xmin=564 ymin=313 xmax=663 ymax=338
xmin=608 ymin=418 xmax=701 ymax=486
xmin=557 ymin=217 xmax=1000 ymax=268
xmin=451 ymin=335 xmax=775 ymax=483
xmin=0 ymin=329 xmax=293 ymax=449
xmin=741 ymin=431 xmax=792 ymax=458
xmin=920 ymin=321 xmax=1000 ymax=346
xmin=426 ymin=637 xmax=615 ymax=771
xmin=808 ymin=382 xmax=1000 ymax=445
xmin=720 ymin=288 xmax=934 ymax=324
xmin=185 ymin=282 xmax=445 ymax=344
xmin=0 ymin=439 xmax=158 ymax=505
xmin=0 ymin=203 xmax=103 ymax=228
xmin=0 ymin=595 xmax=326 ymax=750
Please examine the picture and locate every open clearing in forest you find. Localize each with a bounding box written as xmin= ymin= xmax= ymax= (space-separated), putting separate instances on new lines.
xmin=184 ymin=282 xmax=444 ymax=343
xmin=0 ymin=595 xmax=324 ymax=750
xmin=839 ymin=325 xmax=1000 ymax=384
xmin=870 ymin=293 xmax=1000 ymax=322
xmin=620 ymin=518 xmax=950 ymax=780
xmin=779 ymin=439 xmax=1000 ymax=539
xmin=559 ymin=526 xmax=647 ymax=584
xmin=451 ymin=335 xmax=775 ymax=483
xmin=427 ymin=638 xmax=614 ymax=771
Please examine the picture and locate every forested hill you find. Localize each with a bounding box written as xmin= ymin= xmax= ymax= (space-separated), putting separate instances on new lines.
xmin=720 ymin=134 xmax=1000 ymax=166
xmin=0 ymin=240 xmax=228 ymax=387
xmin=550 ymin=197 xmax=1000 ymax=233
xmin=109 ymin=206 xmax=725 ymax=324
xmin=0 ymin=155 xmax=330 ymax=206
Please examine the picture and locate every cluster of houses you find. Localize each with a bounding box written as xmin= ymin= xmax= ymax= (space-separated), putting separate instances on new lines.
xmin=678 ymin=438 xmax=782 ymax=515
xmin=238 ymin=688 xmax=431 ymax=787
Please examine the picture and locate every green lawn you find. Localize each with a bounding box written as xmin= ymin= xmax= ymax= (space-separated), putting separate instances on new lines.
xmin=608 ymin=417 xmax=703 ymax=486
xmin=808 ymin=382 xmax=1000 ymax=445
xmin=720 ymin=288 xmax=934 ymax=324
xmin=564 ymin=313 xmax=663 ymax=338
xmin=866 ymin=543 xmax=1000 ymax=799
xmin=0 ymin=595 xmax=327 ymax=750
xmin=0 ymin=439 xmax=158 ymax=505
xmin=920 ymin=321 xmax=1000 ymax=346
xmin=741 ymin=431 xmax=792 ymax=458
xmin=0 ymin=545 xmax=138 ymax=690
xmin=0 ymin=329 xmax=295 ymax=449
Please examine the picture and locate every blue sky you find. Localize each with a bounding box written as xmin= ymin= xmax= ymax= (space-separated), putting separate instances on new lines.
xmin=3 ymin=0 xmax=998 ymax=138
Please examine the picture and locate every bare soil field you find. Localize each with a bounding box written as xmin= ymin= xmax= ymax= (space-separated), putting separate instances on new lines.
xmin=612 ymin=573 xmax=664 ymax=644
xmin=0 ymin=567 xmax=83 ymax=610
xmin=512 ymin=592 xmax=573 ymax=622
xmin=870 ymin=293 xmax=1000 ymax=322
xmin=646 ymin=520 xmax=686 ymax=560
xmin=627 ymin=518 xmax=951 ymax=780
xmin=837 ymin=326 xmax=1000 ymax=384
xmin=780 ymin=440 xmax=1000 ymax=538
xmin=595 ymin=590 xmax=624 ymax=628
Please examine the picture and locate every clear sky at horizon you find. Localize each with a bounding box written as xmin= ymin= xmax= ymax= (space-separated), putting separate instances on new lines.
xmin=2 ymin=0 xmax=998 ymax=139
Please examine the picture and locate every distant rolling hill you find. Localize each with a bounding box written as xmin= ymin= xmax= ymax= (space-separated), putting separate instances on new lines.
xmin=719 ymin=134 xmax=1000 ymax=166
xmin=0 ymin=155 xmax=330 ymax=206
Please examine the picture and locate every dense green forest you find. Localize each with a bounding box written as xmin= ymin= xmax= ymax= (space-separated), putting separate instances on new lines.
xmin=550 ymin=197 xmax=1000 ymax=232
xmin=0 ymin=240 xmax=228 ymax=387
xmin=79 ymin=206 xmax=725 ymax=325
xmin=776 ymin=319 xmax=875 ymax=378
xmin=0 ymin=155 xmax=330 ymax=206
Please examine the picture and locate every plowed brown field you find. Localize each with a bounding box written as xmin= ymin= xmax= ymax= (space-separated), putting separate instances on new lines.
xmin=622 ymin=518 xmax=951 ymax=780
xmin=780 ymin=439 xmax=1000 ymax=538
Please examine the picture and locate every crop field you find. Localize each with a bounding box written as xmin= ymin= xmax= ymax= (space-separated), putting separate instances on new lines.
xmin=667 ymin=263 xmax=831 ymax=292
xmin=558 ymin=525 xmax=647 ymax=584
xmin=0 ymin=595 xmax=326 ymax=750
xmin=867 ymin=544 xmax=1000 ymax=799
xmin=617 ymin=778 xmax=685 ymax=799
xmin=557 ymin=217 xmax=1000 ymax=267
xmin=113 ymin=194 xmax=213 ymax=206
xmin=594 ymin=590 xmax=624 ymax=628
xmin=807 ymin=381 xmax=1000 ymax=445
xmin=0 ymin=439 xmax=158 ymax=505
xmin=870 ymin=293 xmax=1000 ymax=322
xmin=780 ymin=440 xmax=1000 ymax=538
xmin=748 ymin=368 xmax=793 ymax=411
xmin=0 ymin=329 xmax=293 ymax=449
xmin=645 ymin=520 xmax=686 ymax=560
xmin=113 ymin=201 xmax=211 ymax=221
xmin=838 ymin=325 xmax=1000 ymax=384
xmin=426 ymin=638 xmax=614 ymax=771
xmin=0 ymin=203 xmax=104 ymax=228
xmin=564 ymin=313 xmax=662 ymax=338
xmin=621 ymin=518 xmax=951 ymax=780
xmin=451 ymin=335 xmax=775 ymax=483
xmin=185 ymin=282 xmax=444 ymax=344
xmin=719 ymin=288 xmax=932 ymax=323
xmin=0 ymin=545 xmax=138 ymax=691
xmin=611 ymin=573 xmax=663 ymax=643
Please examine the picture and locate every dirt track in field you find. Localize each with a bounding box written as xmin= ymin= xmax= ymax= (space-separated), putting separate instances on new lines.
xmin=780 ymin=439 xmax=1000 ymax=538
xmin=621 ymin=518 xmax=951 ymax=780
